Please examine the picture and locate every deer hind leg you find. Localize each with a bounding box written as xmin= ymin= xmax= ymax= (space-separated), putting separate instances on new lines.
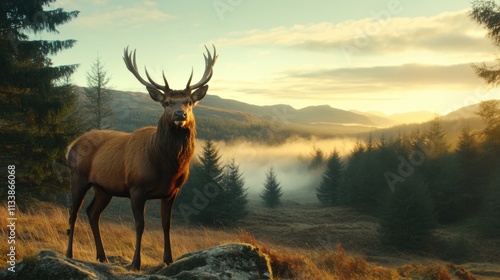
xmin=86 ymin=187 xmax=112 ymax=263
xmin=66 ymin=176 xmax=91 ymax=259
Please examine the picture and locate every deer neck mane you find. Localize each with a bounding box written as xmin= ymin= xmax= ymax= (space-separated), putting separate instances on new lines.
xmin=148 ymin=114 xmax=196 ymax=173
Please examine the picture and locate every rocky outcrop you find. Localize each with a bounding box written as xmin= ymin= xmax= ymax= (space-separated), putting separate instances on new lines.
xmin=0 ymin=243 xmax=272 ymax=280
xmin=157 ymin=243 xmax=272 ymax=279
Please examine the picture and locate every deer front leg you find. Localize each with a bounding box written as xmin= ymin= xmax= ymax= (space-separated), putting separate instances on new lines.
xmin=161 ymin=197 xmax=175 ymax=264
xmin=130 ymin=193 xmax=146 ymax=270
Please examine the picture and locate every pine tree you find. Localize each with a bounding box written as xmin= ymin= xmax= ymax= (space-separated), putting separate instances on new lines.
xmin=316 ymin=150 xmax=343 ymax=206
xmin=425 ymin=117 xmax=449 ymax=159
xmin=341 ymin=139 xmax=396 ymax=212
xmin=198 ymin=139 xmax=224 ymax=185
xmin=176 ymin=155 xmax=249 ymax=226
xmin=221 ymin=159 xmax=248 ymax=223
xmin=479 ymin=171 xmax=500 ymax=238
xmin=420 ymin=118 xmax=458 ymax=223
xmin=378 ymin=180 xmax=436 ymax=250
xmin=0 ymin=0 xmax=80 ymax=203
xmin=455 ymin=126 xmax=483 ymax=216
xmin=471 ymin=0 xmax=500 ymax=87
xmin=176 ymin=139 xmax=226 ymax=225
xmin=260 ymin=166 xmax=283 ymax=208
xmin=308 ymin=146 xmax=326 ymax=170
xmin=477 ymin=100 xmax=500 ymax=160
xmin=83 ymin=55 xmax=114 ymax=129
xmin=475 ymin=100 xmax=500 ymax=237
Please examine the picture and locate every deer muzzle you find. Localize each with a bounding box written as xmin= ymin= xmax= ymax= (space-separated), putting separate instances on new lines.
xmin=173 ymin=110 xmax=187 ymax=127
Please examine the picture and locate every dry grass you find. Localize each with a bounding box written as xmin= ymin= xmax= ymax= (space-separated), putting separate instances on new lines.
xmin=0 ymin=202 xmax=237 ymax=270
xmin=236 ymin=229 xmax=476 ymax=280
xmin=0 ymin=202 xmax=481 ymax=279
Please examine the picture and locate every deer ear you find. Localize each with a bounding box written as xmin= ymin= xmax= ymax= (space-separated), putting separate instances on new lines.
xmin=147 ymin=87 xmax=165 ymax=102
xmin=191 ymin=85 xmax=208 ymax=102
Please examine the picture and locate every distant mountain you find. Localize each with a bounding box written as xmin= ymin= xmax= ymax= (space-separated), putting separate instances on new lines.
xmin=200 ymin=95 xmax=375 ymax=126
xmin=92 ymin=88 xmax=382 ymax=141
xmin=199 ymin=94 xmax=295 ymax=119
xmin=442 ymin=103 xmax=480 ymax=120
xmin=81 ymin=87 xmax=492 ymax=143
xmin=103 ymin=88 xmax=377 ymax=126
xmin=353 ymin=102 xmax=493 ymax=144
xmin=389 ymin=111 xmax=437 ymax=124
xmin=349 ymin=110 xmax=396 ymax=127
xmin=350 ymin=109 xmax=437 ymax=126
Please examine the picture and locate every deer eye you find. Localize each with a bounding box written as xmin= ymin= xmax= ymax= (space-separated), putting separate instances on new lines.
xmin=163 ymin=101 xmax=171 ymax=107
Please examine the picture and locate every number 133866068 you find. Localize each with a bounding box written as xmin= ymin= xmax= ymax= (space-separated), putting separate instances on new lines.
xmin=7 ymin=165 xmax=16 ymax=216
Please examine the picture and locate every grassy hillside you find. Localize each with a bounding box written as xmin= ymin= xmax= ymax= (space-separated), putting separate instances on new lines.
xmin=1 ymin=201 xmax=493 ymax=279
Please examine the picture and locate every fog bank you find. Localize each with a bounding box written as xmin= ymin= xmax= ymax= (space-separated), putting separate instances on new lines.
xmin=194 ymin=137 xmax=359 ymax=203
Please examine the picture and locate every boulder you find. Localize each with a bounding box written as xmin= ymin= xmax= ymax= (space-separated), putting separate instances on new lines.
xmin=0 ymin=243 xmax=272 ymax=280
xmin=158 ymin=243 xmax=272 ymax=279
xmin=0 ymin=250 xmax=123 ymax=280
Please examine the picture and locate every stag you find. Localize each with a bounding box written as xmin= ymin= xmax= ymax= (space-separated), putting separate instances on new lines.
xmin=65 ymin=46 xmax=217 ymax=270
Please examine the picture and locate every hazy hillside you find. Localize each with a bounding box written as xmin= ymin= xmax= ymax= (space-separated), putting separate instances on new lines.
xmin=442 ymin=103 xmax=481 ymax=120
xmin=91 ymin=88 xmax=381 ymax=140
xmin=349 ymin=110 xmax=397 ymax=127
xmin=80 ymin=87 xmax=493 ymax=144
xmin=354 ymin=114 xmax=484 ymax=147
xmin=350 ymin=110 xmax=437 ymax=126
xmin=389 ymin=110 xmax=437 ymax=124
xmin=198 ymin=95 xmax=376 ymax=126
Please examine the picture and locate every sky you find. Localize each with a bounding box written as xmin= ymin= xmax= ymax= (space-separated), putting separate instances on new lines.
xmin=42 ymin=0 xmax=500 ymax=115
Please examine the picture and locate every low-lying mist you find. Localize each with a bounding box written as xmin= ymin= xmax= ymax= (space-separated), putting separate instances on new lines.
xmin=194 ymin=137 xmax=359 ymax=204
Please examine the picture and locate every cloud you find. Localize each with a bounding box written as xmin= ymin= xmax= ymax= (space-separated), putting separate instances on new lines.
xmin=195 ymin=138 xmax=359 ymax=197
xmin=287 ymin=63 xmax=479 ymax=93
xmin=74 ymin=6 xmax=174 ymax=27
xmin=215 ymin=10 xmax=494 ymax=57
xmin=209 ymin=9 xmax=496 ymax=112
xmin=215 ymin=63 xmax=483 ymax=103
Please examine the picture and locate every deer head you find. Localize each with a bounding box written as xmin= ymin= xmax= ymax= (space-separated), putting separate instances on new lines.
xmin=123 ymin=46 xmax=217 ymax=127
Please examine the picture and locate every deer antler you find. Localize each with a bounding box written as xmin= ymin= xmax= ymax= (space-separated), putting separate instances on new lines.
xmin=186 ymin=45 xmax=217 ymax=90
xmin=123 ymin=46 xmax=171 ymax=92
xmin=124 ymin=45 xmax=217 ymax=93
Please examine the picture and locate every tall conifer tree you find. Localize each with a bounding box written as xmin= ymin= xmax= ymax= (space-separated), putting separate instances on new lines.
xmin=316 ymin=150 xmax=343 ymax=206
xmin=83 ymin=55 xmax=114 ymax=129
xmin=221 ymin=159 xmax=248 ymax=223
xmin=0 ymin=0 xmax=80 ymax=202
xmin=260 ymin=166 xmax=283 ymax=208
xmin=176 ymin=139 xmax=226 ymax=225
